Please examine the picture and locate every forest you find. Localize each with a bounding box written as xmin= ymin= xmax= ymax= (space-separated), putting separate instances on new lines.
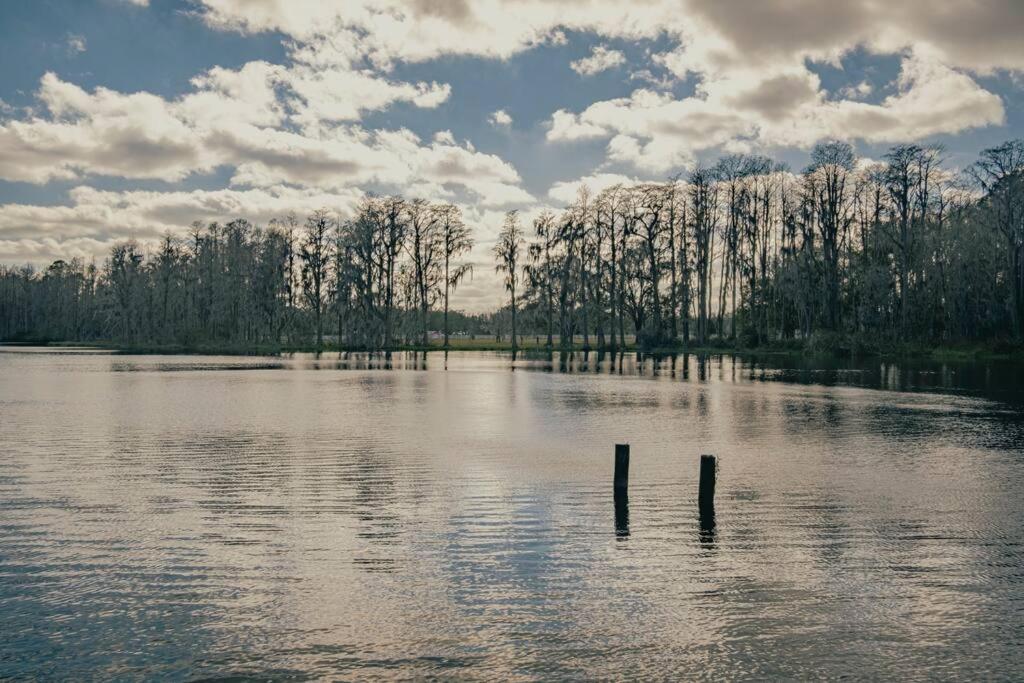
xmin=2 ymin=138 xmax=1024 ymax=355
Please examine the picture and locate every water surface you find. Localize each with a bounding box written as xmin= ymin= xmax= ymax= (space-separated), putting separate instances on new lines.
xmin=1 ymin=348 xmax=1023 ymax=679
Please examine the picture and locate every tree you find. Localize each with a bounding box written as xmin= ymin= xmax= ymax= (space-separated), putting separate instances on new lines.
xmin=690 ymin=167 xmax=719 ymax=345
xmin=972 ymin=139 xmax=1024 ymax=340
xmin=494 ymin=210 xmax=525 ymax=351
xmin=528 ymin=211 xmax=557 ymax=348
xmin=438 ymin=203 xmax=473 ymax=349
xmin=6 ymin=138 xmax=1024 ymax=354
xmin=806 ymin=140 xmax=856 ymax=331
xmin=633 ymin=183 xmax=670 ymax=347
xmin=406 ymin=198 xmax=442 ymax=346
xmin=300 ymin=210 xmax=333 ymax=350
xmin=107 ymin=240 xmax=145 ymax=343
xmin=379 ymin=197 xmax=408 ymax=347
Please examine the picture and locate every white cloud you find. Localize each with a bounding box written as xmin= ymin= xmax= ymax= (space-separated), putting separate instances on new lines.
xmin=0 ymin=184 xmax=363 ymax=265
xmin=67 ymin=35 xmax=87 ymax=55
xmin=0 ymin=73 xmax=212 ymax=184
xmin=193 ymin=1 xmax=677 ymax=66
xmin=570 ymin=45 xmax=626 ymax=76
xmin=489 ymin=109 xmax=512 ymax=128
xmin=548 ymin=88 xmax=754 ymax=171
xmin=185 ymin=0 xmax=1018 ymax=176
xmin=182 ymin=61 xmax=288 ymax=129
xmin=547 ymin=172 xmax=642 ymax=204
xmin=11 ymin=1 xmax=1009 ymax=187
xmin=215 ymin=124 xmax=532 ymax=206
xmin=192 ymin=0 xmax=1024 ymax=74
xmin=839 ymin=81 xmax=873 ymax=100
xmin=0 ymin=65 xmax=524 ymax=208
xmin=547 ymin=109 xmax=607 ymax=142
xmin=762 ymin=54 xmax=1005 ymax=147
xmin=281 ymin=47 xmax=451 ymax=131
xmin=683 ymin=0 xmax=1024 ymax=74
xmin=548 ymin=53 xmax=1004 ymax=172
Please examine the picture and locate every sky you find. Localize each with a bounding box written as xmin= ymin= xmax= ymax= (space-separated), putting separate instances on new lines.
xmin=1 ymin=0 xmax=1023 ymax=312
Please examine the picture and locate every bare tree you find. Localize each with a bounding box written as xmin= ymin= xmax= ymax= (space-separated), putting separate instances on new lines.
xmin=806 ymin=140 xmax=856 ymax=332
xmin=438 ymin=203 xmax=474 ymax=349
xmin=689 ymin=167 xmax=719 ymax=345
xmin=300 ymin=210 xmax=333 ymax=350
xmin=7 ymin=138 xmax=1024 ymax=354
xmin=972 ymin=139 xmax=1024 ymax=340
xmin=494 ymin=210 xmax=525 ymax=351
xmin=406 ymin=199 xmax=442 ymax=346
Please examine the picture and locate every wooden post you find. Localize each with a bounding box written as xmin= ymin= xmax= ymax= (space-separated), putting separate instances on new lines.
xmin=614 ymin=444 xmax=630 ymax=493
xmin=698 ymin=454 xmax=716 ymax=510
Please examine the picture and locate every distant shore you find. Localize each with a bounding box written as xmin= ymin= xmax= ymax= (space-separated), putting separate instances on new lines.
xmin=7 ymin=337 xmax=1021 ymax=363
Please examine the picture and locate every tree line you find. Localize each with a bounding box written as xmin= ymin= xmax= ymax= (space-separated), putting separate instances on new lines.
xmin=493 ymin=139 xmax=1024 ymax=353
xmin=2 ymin=138 xmax=1023 ymax=353
xmin=0 ymin=197 xmax=473 ymax=350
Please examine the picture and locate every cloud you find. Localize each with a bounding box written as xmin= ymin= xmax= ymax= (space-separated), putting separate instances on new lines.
xmin=839 ymin=81 xmax=873 ymax=100
xmin=548 ymin=88 xmax=753 ymax=171
xmin=684 ymin=0 xmax=1024 ymax=74
xmin=67 ymin=34 xmax=87 ymax=55
xmin=191 ymin=0 xmax=1024 ymax=74
xmin=726 ymin=71 xmax=821 ymax=122
xmin=547 ymin=172 xmax=642 ymax=204
xmin=58 ymin=1 xmax=1014 ymax=182
xmin=279 ymin=39 xmax=452 ymax=130
xmin=489 ymin=109 xmax=512 ymax=128
xmin=0 ymin=73 xmax=212 ymax=184
xmin=193 ymin=1 xmax=679 ymax=66
xmin=189 ymin=1 xmax=1010 ymax=175
xmin=0 ymin=65 xmax=527 ymax=207
xmin=547 ymin=109 xmax=608 ymax=142
xmin=4 ymin=0 xmax=1023 ymax=312
xmin=184 ymin=1 xmax=1019 ymax=176
xmin=570 ymin=45 xmax=626 ymax=76
xmin=764 ymin=53 xmax=1005 ymax=147
xmin=0 ymin=184 xmax=364 ymax=264
xmin=548 ymin=53 xmax=1004 ymax=172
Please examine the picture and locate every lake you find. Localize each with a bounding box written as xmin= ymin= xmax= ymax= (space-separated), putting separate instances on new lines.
xmin=1 ymin=347 xmax=1023 ymax=680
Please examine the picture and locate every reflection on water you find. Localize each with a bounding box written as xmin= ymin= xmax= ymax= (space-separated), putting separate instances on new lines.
xmin=698 ymin=503 xmax=717 ymax=547
xmin=614 ymin=491 xmax=630 ymax=539
xmin=105 ymin=348 xmax=1024 ymax=405
xmin=1 ymin=347 xmax=1023 ymax=679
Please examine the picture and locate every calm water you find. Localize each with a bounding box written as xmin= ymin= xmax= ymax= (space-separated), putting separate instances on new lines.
xmin=2 ymin=347 xmax=1023 ymax=680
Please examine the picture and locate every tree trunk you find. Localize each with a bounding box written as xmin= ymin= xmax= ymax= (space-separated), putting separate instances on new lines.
xmin=444 ymin=255 xmax=450 ymax=349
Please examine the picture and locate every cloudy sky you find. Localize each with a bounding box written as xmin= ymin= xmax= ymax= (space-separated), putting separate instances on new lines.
xmin=1 ymin=0 xmax=1023 ymax=311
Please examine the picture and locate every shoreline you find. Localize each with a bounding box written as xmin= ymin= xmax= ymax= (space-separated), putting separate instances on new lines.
xmin=7 ymin=339 xmax=1023 ymax=363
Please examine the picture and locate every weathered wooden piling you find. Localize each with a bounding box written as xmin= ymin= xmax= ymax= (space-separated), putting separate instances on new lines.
xmin=698 ymin=454 xmax=717 ymax=510
xmin=614 ymin=443 xmax=630 ymax=493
